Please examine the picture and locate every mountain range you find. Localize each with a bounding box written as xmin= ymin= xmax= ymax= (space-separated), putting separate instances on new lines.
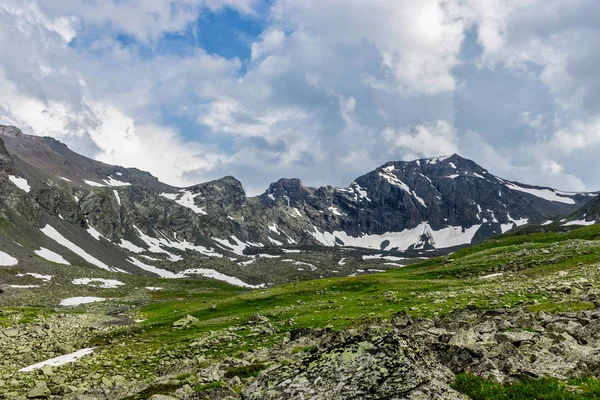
xmin=3 ymin=124 xmax=600 ymax=399
xmin=0 ymin=124 xmax=597 ymax=285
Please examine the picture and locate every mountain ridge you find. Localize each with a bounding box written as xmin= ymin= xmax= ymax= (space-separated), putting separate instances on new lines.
xmin=0 ymin=124 xmax=598 ymax=287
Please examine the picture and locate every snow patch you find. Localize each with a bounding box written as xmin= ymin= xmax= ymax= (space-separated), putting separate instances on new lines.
xmin=103 ymin=177 xmax=130 ymax=187
xmin=40 ymin=225 xmax=117 ymax=272
xmin=118 ymin=239 xmax=145 ymax=254
xmin=60 ymin=297 xmax=105 ymax=306
xmin=17 ymin=273 xmax=52 ymax=281
xmin=0 ymin=250 xmax=18 ymax=266
xmin=328 ymin=206 xmax=343 ymax=216
xmin=134 ymin=226 xmax=222 ymax=260
xmin=127 ymin=257 xmax=260 ymax=287
xmin=504 ymin=182 xmax=576 ymax=204
xmin=562 ymin=219 xmax=595 ymax=226
xmin=19 ymin=348 xmax=95 ymax=372
xmin=500 ymin=224 xmax=514 ymax=234
xmin=10 ymin=285 xmax=40 ymax=288
xmin=113 ymin=190 xmax=121 ymax=206
xmin=213 ymin=235 xmax=262 ymax=256
xmin=426 ymin=155 xmax=451 ymax=164
xmin=508 ymin=214 xmax=529 ymax=227
xmin=308 ymin=222 xmax=481 ymax=251
xmin=86 ymin=225 xmax=105 ymax=241
xmin=379 ymin=168 xmax=410 ymax=191
xmin=268 ymin=237 xmax=283 ymax=246
xmin=268 ymin=223 xmax=281 ymax=234
xmin=258 ymin=254 xmax=281 ymax=259
xmin=34 ymin=248 xmax=70 ymax=265
xmin=412 ymin=192 xmax=427 ymax=208
xmin=179 ymin=268 xmax=264 ymax=289
xmin=350 ymin=182 xmax=371 ymax=202
xmin=84 ymin=180 xmax=105 ymax=187
xmin=160 ymin=190 xmax=207 ymax=215
xmin=127 ymin=257 xmax=178 ymax=278
xmin=480 ymin=273 xmax=503 ymax=279
xmin=8 ymin=175 xmax=31 ymax=192
xmin=72 ymin=278 xmax=124 ymax=289
xmin=362 ymin=254 xmax=405 ymax=261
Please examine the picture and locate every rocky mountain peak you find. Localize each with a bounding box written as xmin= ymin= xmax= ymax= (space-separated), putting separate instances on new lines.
xmin=261 ymin=178 xmax=313 ymax=207
xmin=0 ymin=125 xmax=24 ymax=138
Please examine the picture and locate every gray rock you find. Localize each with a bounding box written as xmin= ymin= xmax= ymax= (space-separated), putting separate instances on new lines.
xmin=173 ymin=315 xmax=200 ymax=329
xmin=27 ymin=381 xmax=50 ymax=398
xmin=495 ymin=330 xmax=537 ymax=346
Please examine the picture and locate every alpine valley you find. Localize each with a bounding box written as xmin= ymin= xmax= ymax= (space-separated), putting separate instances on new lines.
xmin=2 ymin=124 xmax=600 ymax=399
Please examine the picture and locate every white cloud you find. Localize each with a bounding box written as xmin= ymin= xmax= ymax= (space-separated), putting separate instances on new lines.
xmin=1 ymin=1 xmax=78 ymax=42
xmin=551 ymin=117 xmax=600 ymax=154
xmin=199 ymin=97 xmax=307 ymax=138
xmin=466 ymin=0 xmax=600 ymax=114
xmin=382 ymin=121 xmax=459 ymax=160
xmin=251 ymin=29 xmax=286 ymax=61
xmin=35 ymin=0 xmax=259 ymax=43
xmin=270 ymin=0 xmax=468 ymax=96
xmin=88 ymin=103 xmax=227 ymax=185
xmin=461 ymin=130 xmax=587 ymax=192
xmin=1 ymin=0 xmax=600 ymax=195
xmin=542 ymin=160 xmax=564 ymax=175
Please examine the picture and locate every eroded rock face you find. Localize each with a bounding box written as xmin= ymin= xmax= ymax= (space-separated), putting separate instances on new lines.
xmin=245 ymin=308 xmax=600 ymax=399
xmin=245 ymin=326 xmax=464 ymax=400
xmin=0 ymin=135 xmax=14 ymax=165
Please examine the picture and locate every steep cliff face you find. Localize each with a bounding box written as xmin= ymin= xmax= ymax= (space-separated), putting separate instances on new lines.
xmin=0 ymin=125 xmax=596 ymax=278
xmin=0 ymin=135 xmax=14 ymax=165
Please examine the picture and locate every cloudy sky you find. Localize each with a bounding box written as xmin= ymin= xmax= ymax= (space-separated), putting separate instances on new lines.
xmin=1 ymin=0 xmax=599 ymax=194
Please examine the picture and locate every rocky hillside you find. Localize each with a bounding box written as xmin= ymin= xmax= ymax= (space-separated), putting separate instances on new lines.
xmin=564 ymin=194 xmax=600 ymax=225
xmin=0 ymin=124 xmax=596 ymax=287
xmin=2 ymin=221 xmax=600 ymax=399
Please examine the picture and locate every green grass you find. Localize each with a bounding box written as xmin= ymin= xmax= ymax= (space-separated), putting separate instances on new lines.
xmin=86 ymin=223 xmax=600 ymax=361
xmin=528 ymin=301 xmax=596 ymax=314
xmin=453 ymin=372 xmax=600 ymax=399
xmin=4 ymin=224 xmax=600 ymax=396
xmin=194 ymin=381 xmax=224 ymax=392
xmin=224 ymin=363 xmax=268 ymax=379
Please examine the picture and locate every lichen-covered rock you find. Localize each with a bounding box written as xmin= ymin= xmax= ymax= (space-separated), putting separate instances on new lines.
xmin=27 ymin=381 xmax=50 ymax=398
xmin=245 ymin=327 xmax=465 ymax=400
xmin=173 ymin=315 xmax=200 ymax=329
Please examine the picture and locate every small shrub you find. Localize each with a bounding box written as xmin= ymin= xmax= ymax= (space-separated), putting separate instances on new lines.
xmin=224 ymin=363 xmax=267 ymax=379
xmin=193 ymin=381 xmax=223 ymax=392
